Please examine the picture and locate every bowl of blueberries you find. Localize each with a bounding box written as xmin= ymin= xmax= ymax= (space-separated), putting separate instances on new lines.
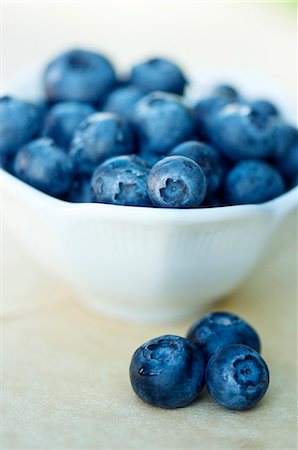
xmin=1 ymin=48 xmax=297 ymax=321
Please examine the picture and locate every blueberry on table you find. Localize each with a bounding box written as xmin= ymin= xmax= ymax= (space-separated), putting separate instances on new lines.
xmin=206 ymin=344 xmax=270 ymax=410
xmin=132 ymin=92 xmax=194 ymax=155
xmin=212 ymin=84 xmax=239 ymax=101
xmin=44 ymin=49 xmax=117 ymax=104
xmin=210 ymin=104 xmax=275 ymax=161
xmin=224 ymin=159 xmax=285 ymax=204
xmin=0 ymin=96 xmax=41 ymax=157
xmin=129 ymin=335 xmax=205 ymax=409
xmin=43 ymin=101 xmax=95 ymax=148
xmin=69 ymin=112 xmax=135 ymax=176
xmin=13 ymin=138 xmax=73 ymax=197
xmin=129 ymin=57 xmax=187 ymax=95
xmin=250 ymin=99 xmax=279 ymax=119
xmin=187 ymin=311 xmax=261 ymax=362
xmin=102 ymin=85 xmax=144 ymax=119
xmin=193 ymin=96 xmax=232 ymax=140
xmin=147 ymin=156 xmax=207 ymax=208
xmin=169 ymin=141 xmax=224 ymax=196
xmin=91 ymin=155 xmax=151 ymax=206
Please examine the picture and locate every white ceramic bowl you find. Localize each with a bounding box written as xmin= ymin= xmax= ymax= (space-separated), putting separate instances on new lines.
xmin=2 ymin=66 xmax=297 ymax=322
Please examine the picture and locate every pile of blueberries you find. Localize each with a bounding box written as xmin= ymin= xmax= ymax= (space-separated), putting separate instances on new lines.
xmin=1 ymin=48 xmax=297 ymax=208
xmin=130 ymin=312 xmax=269 ymax=410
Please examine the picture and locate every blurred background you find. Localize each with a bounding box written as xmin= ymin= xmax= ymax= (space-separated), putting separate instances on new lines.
xmin=2 ymin=1 xmax=297 ymax=449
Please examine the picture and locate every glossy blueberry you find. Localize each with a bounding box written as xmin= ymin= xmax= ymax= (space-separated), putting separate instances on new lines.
xmin=210 ymin=104 xmax=275 ymax=161
xmin=250 ymin=99 xmax=279 ymax=119
xmin=44 ymin=49 xmax=117 ymax=104
xmin=129 ymin=335 xmax=205 ymax=409
xmin=193 ymin=96 xmax=231 ymax=140
xmin=147 ymin=156 xmax=207 ymax=208
xmin=129 ymin=58 xmax=187 ymax=95
xmin=212 ymin=84 xmax=239 ymax=101
xmin=102 ymin=85 xmax=144 ymax=119
xmin=224 ymin=159 xmax=285 ymax=204
xmin=206 ymin=344 xmax=269 ymax=410
xmin=169 ymin=141 xmax=224 ymax=195
xmin=0 ymin=96 xmax=41 ymax=157
xmin=187 ymin=311 xmax=261 ymax=362
xmin=277 ymin=144 xmax=298 ymax=184
xmin=66 ymin=175 xmax=92 ymax=203
xmin=132 ymin=92 xmax=194 ymax=155
xmin=91 ymin=155 xmax=151 ymax=206
xmin=69 ymin=113 xmax=135 ymax=175
xmin=272 ymin=123 xmax=298 ymax=161
xmin=43 ymin=101 xmax=95 ymax=148
xmin=13 ymin=138 xmax=73 ymax=197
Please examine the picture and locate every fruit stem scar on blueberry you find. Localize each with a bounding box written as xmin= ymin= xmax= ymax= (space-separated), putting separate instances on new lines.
xmin=160 ymin=178 xmax=188 ymax=203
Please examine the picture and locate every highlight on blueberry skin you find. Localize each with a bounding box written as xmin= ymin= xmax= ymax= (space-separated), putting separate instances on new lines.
xmin=169 ymin=141 xmax=224 ymax=196
xmin=206 ymin=344 xmax=270 ymax=411
xmin=13 ymin=138 xmax=73 ymax=197
xmin=91 ymin=155 xmax=151 ymax=207
xmin=132 ymin=91 xmax=195 ymax=155
xmin=224 ymin=159 xmax=285 ymax=205
xmin=186 ymin=311 xmax=261 ymax=362
xmin=0 ymin=96 xmax=41 ymax=157
xmin=129 ymin=335 xmax=206 ymax=409
xmin=44 ymin=48 xmax=117 ymax=104
xmin=147 ymin=156 xmax=207 ymax=208
xmin=129 ymin=57 xmax=187 ymax=95
xmin=69 ymin=112 xmax=135 ymax=176
xmin=43 ymin=101 xmax=95 ymax=149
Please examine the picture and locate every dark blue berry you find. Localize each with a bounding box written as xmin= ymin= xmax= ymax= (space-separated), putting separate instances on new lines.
xmin=169 ymin=141 xmax=224 ymax=195
xmin=193 ymin=96 xmax=231 ymax=140
xmin=130 ymin=58 xmax=187 ymax=95
xmin=130 ymin=335 xmax=205 ymax=409
xmin=272 ymin=122 xmax=298 ymax=161
xmin=0 ymin=96 xmax=41 ymax=157
xmin=66 ymin=175 xmax=92 ymax=203
xmin=69 ymin=112 xmax=135 ymax=175
xmin=147 ymin=156 xmax=207 ymax=208
xmin=210 ymin=104 xmax=275 ymax=161
xmin=206 ymin=344 xmax=269 ymax=410
xmin=224 ymin=159 xmax=285 ymax=204
xmin=213 ymin=84 xmax=239 ymax=101
xmin=250 ymin=99 xmax=279 ymax=119
xmin=13 ymin=138 xmax=73 ymax=197
xmin=44 ymin=49 xmax=117 ymax=104
xmin=102 ymin=85 xmax=144 ymax=119
xmin=91 ymin=155 xmax=151 ymax=206
xmin=187 ymin=311 xmax=261 ymax=362
xmin=43 ymin=101 xmax=95 ymax=148
xmin=277 ymin=144 xmax=298 ymax=184
xmin=132 ymin=92 xmax=194 ymax=155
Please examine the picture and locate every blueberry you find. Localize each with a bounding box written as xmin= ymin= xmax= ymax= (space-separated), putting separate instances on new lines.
xmin=44 ymin=49 xmax=117 ymax=104
xmin=69 ymin=113 xmax=135 ymax=175
xmin=14 ymin=138 xmax=73 ymax=197
xmin=66 ymin=175 xmax=92 ymax=203
xmin=169 ymin=141 xmax=224 ymax=195
xmin=147 ymin=156 xmax=207 ymax=208
xmin=212 ymin=84 xmax=239 ymax=101
xmin=139 ymin=149 xmax=162 ymax=168
xmin=129 ymin=58 xmax=187 ymax=95
xmin=272 ymin=123 xmax=298 ymax=161
xmin=224 ymin=159 xmax=285 ymax=204
xmin=210 ymin=104 xmax=275 ymax=161
xmin=0 ymin=153 xmax=14 ymax=174
xmin=102 ymin=85 xmax=144 ymax=119
xmin=129 ymin=335 xmax=205 ymax=409
xmin=193 ymin=96 xmax=231 ymax=140
xmin=43 ymin=101 xmax=95 ymax=148
xmin=0 ymin=96 xmax=41 ymax=157
xmin=250 ymin=99 xmax=279 ymax=119
xmin=91 ymin=155 xmax=151 ymax=206
xmin=187 ymin=311 xmax=261 ymax=362
xmin=277 ymin=144 xmax=298 ymax=184
xmin=206 ymin=344 xmax=269 ymax=410
xmin=132 ymin=92 xmax=194 ymax=155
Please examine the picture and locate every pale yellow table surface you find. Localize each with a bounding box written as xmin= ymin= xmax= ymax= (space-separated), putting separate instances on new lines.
xmin=1 ymin=2 xmax=297 ymax=449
